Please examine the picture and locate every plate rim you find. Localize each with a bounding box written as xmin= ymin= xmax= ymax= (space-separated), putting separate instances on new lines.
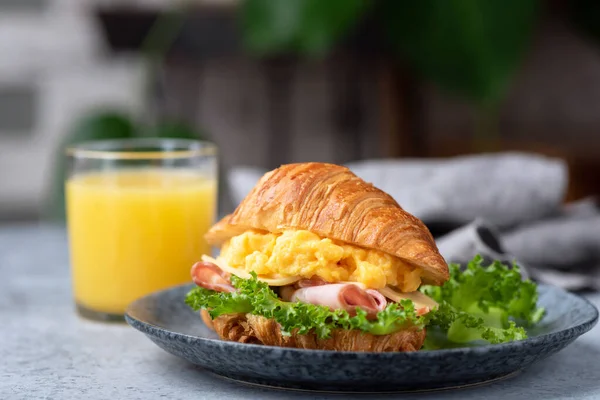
xmin=125 ymin=283 xmax=599 ymax=358
xmin=205 ymin=369 xmax=524 ymax=394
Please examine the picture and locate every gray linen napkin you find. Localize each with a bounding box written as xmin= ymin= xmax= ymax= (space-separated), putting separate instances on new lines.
xmin=501 ymin=199 xmax=600 ymax=290
xmin=227 ymin=153 xmax=600 ymax=290
xmin=435 ymin=214 xmax=600 ymax=291
xmin=434 ymin=219 xmax=529 ymax=279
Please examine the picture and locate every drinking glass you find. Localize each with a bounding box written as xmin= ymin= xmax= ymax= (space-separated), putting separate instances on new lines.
xmin=66 ymin=138 xmax=217 ymax=321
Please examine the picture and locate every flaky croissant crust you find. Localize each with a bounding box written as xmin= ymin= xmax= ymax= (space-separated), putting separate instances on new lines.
xmin=201 ymin=310 xmax=426 ymax=352
xmin=206 ymin=162 xmax=449 ymax=284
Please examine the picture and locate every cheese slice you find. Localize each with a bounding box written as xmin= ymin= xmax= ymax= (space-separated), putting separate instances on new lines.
xmin=201 ymin=255 xmax=302 ymax=286
xmin=378 ymin=286 xmax=439 ymax=311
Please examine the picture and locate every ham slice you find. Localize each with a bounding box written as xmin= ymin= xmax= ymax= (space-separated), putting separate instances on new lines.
xmin=191 ymin=261 xmax=235 ymax=293
xmin=366 ymin=289 xmax=387 ymax=310
xmin=190 ymin=262 xmax=388 ymax=318
xmin=290 ymin=284 xmax=387 ymax=319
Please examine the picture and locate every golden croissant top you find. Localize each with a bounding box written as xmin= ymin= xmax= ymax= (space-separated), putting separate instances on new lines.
xmin=206 ymin=162 xmax=449 ymax=285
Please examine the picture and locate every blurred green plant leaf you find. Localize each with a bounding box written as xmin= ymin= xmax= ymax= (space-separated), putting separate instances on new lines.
xmin=241 ymin=0 xmax=368 ymax=55
xmin=63 ymin=112 xmax=136 ymax=143
xmin=380 ymin=0 xmax=538 ymax=103
xmin=568 ymin=0 xmax=600 ymax=46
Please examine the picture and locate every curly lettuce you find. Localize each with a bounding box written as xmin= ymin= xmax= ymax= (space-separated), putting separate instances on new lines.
xmin=185 ymin=256 xmax=545 ymax=347
xmin=185 ymin=272 xmax=428 ymax=339
xmin=422 ymin=255 xmax=545 ymax=346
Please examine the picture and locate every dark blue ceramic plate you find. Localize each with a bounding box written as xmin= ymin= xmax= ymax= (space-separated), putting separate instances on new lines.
xmin=125 ymin=284 xmax=598 ymax=392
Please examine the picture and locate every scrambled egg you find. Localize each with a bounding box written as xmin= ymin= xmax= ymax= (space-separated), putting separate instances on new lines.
xmin=219 ymin=230 xmax=422 ymax=291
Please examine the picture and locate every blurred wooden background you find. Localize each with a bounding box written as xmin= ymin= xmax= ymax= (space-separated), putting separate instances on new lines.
xmin=100 ymin=3 xmax=600 ymax=207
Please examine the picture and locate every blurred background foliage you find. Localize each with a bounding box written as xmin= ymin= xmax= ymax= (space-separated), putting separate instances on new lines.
xmin=50 ymin=0 xmax=600 ymax=220
xmin=242 ymin=0 xmax=539 ymax=105
xmin=242 ymin=0 xmax=369 ymax=56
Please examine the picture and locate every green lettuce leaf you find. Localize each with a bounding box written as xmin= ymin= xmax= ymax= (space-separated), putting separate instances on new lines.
xmin=185 ymin=272 xmax=427 ymax=339
xmin=422 ymin=255 xmax=544 ymax=345
xmin=185 ymin=256 xmax=544 ymax=347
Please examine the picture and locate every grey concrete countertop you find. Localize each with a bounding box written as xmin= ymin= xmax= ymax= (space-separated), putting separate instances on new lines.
xmin=1 ymin=224 xmax=599 ymax=400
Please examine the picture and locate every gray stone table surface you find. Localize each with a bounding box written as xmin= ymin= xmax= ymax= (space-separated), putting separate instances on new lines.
xmin=1 ymin=224 xmax=600 ymax=400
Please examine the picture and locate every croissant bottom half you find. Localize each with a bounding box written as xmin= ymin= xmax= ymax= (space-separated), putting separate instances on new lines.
xmin=201 ymin=310 xmax=426 ymax=352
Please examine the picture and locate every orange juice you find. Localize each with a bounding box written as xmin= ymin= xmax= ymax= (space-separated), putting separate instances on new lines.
xmin=66 ymin=169 xmax=217 ymax=315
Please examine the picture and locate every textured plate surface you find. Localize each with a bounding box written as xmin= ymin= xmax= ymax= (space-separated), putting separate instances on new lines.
xmin=125 ymin=284 xmax=598 ymax=392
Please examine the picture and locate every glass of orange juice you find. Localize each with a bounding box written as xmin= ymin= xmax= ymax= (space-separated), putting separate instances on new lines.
xmin=65 ymin=138 xmax=217 ymax=321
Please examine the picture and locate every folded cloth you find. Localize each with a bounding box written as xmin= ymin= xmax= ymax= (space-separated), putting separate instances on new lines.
xmin=500 ymin=199 xmax=600 ymax=291
xmin=435 ymin=203 xmax=600 ymax=291
xmin=229 ymin=153 xmax=567 ymax=229
xmin=562 ymin=196 xmax=599 ymax=218
xmin=227 ymin=153 xmax=600 ymax=291
xmin=434 ymin=219 xmax=529 ymax=276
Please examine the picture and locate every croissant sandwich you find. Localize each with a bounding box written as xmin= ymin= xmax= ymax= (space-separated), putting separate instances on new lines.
xmin=185 ymin=162 xmax=450 ymax=352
